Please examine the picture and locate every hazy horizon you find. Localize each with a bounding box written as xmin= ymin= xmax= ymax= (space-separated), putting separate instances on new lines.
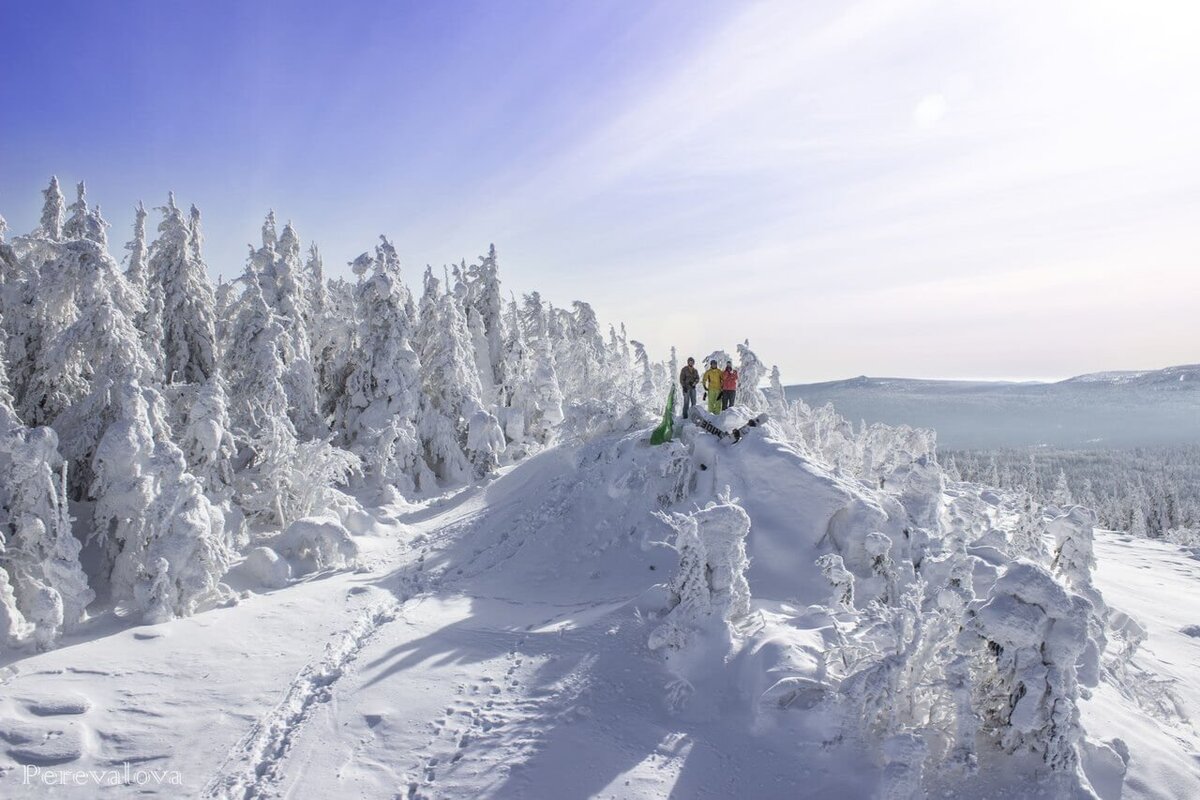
xmin=4 ymin=0 xmax=1199 ymax=383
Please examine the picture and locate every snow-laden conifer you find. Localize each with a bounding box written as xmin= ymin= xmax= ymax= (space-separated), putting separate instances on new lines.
xmin=148 ymin=194 xmax=217 ymax=384
xmin=38 ymin=177 xmax=65 ymax=241
xmin=336 ymin=240 xmax=426 ymax=495
xmin=0 ymin=395 xmax=92 ymax=650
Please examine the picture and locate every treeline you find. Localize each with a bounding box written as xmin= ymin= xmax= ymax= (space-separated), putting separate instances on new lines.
xmin=946 ymin=445 xmax=1200 ymax=537
xmin=0 ymin=177 xmax=707 ymax=648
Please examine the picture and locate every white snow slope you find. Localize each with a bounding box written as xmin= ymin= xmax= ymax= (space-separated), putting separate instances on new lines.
xmin=2 ymin=419 xmax=1199 ymax=799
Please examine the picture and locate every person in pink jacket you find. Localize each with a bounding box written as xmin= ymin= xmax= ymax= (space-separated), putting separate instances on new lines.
xmin=720 ymin=361 xmax=738 ymax=410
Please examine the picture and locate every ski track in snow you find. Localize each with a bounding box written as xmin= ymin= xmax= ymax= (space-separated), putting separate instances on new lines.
xmin=201 ymin=601 xmax=400 ymax=800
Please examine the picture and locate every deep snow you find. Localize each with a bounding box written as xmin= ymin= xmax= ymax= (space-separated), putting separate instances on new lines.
xmin=1 ymin=421 xmax=1199 ymax=799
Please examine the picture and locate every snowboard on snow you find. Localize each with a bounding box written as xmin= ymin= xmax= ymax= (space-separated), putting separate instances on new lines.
xmin=690 ymin=408 xmax=768 ymax=444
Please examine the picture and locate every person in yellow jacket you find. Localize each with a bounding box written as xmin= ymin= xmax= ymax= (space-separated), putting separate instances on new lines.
xmin=702 ymin=359 xmax=723 ymax=413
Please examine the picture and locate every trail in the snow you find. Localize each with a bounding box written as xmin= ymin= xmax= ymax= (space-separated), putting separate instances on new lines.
xmin=200 ymin=601 xmax=400 ymax=800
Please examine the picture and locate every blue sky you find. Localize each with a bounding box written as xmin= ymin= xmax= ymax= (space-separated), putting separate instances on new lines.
xmin=3 ymin=0 xmax=1199 ymax=381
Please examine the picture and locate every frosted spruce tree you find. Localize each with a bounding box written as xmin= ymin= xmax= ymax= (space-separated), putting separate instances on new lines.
xmin=498 ymin=298 xmax=533 ymax=446
xmin=519 ymin=293 xmax=564 ymax=444
xmin=736 ymin=340 xmax=768 ymax=411
xmin=415 ymin=268 xmax=482 ymax=485
xmin=465 ymin=245 xmax=507 ymax=392
xmin=91 ymin=379 xmax=232 ymax=621
xmin=123 ymin=201 xmax=150 ymax=293
xmin=148 ymin=194 xmax=217 ymax=385
xmin=336 ymin=239 xmax=427 ymax=496
xmin=38 ymin=176 xmax=65 ymax=240
xmin=630 ymin=340 xmax=655 ymax=402
xmin=1051 ymin=470 xmax=1073 ymax=508
xmin=62 ymin=182 xmax=109 ymax=247
xmin=0 ymin=373 xmax=93 ymax=650
xmin=245 ymin=217 xmax=322 ymax=438
xmin=179 ymin=372 xmax=237 ymax=500
xmin=222 ymin=270 xmax=350 ymax=526
xmin=22 ymin=237 xmax=154 ymax=486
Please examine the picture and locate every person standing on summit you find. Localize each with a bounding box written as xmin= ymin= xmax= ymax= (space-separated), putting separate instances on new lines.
xmin=703 ymin=359 xmax=724 ymax=414
xmin=679 ymin=357 xmax=699 ymax=419
xmin=721 ymin=361 xmax=739 ymax=410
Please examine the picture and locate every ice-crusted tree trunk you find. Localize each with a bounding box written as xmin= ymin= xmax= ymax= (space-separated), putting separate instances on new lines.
xmin=336 ymin=240 xmax=427 ymax=496
xmin=1048 ymin=506 xmax=1106 ymax=688
xmin=123 ymin=201 xmax=150 ymax=294
xmin=120 ymin=202 xmax=166 ymax=383
xmin=767 ymin=365 xmax=792 ymax=422
xmin=465 ymin=409 xmax=506 ymax=478
xmin=550 ymin=300 xmax=605 ymax=404
xmin=148 ymin=194 xmax=217 ymax=385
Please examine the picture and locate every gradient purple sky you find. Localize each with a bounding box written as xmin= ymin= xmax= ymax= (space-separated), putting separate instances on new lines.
xmin=3 ymin=0 xmax=1199 ymax=381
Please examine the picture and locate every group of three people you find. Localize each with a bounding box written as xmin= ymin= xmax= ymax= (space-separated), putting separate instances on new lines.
xmin=678 ymin=357 xmax=738 ymax=419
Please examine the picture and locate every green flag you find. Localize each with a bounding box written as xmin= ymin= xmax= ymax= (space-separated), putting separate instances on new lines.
xmin=650 ymin=385 xmax=676 ymax=445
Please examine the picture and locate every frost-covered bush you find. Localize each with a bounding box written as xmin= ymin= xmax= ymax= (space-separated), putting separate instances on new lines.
xmin=966 ymin=562 xmax=1094 ymax=776
xmin=649 ymin=498 xmax=752 ymax=653
xmin=240 ymin=416 xmax=361 ymax=528
xmin=817 ymin=553 xmax=855 ymax=609
xmin=242 ymin=546 xmax=293 ymax=589
xmin=465 ymin=409 xmax=505 ymax=477
xmin=1008 ymin=492 xmax=1050 ymax=563
xmin=265 ymin=516 xmax=358 ymax=576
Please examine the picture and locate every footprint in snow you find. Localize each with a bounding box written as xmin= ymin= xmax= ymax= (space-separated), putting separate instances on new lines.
xmin=22 ymin=692 xmax=93 ymax=716
xmin=1 ymin=720 xmax=86 ymax=766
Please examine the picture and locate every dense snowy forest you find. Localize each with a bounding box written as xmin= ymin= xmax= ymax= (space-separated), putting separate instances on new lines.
xmin=0 ymin=177 xmax=693 ymax=649
xmin=947 ymin=447 xmax=1200 ymax=539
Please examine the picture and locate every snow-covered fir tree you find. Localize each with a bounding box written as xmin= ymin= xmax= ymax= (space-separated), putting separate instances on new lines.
xmin=336 ymin=239 xmax=427 ymax=496
xmin=38 ymin=176 xmax=65 ymax=241
xmin=415 ymin=268 xmax=482 ymax=485
xmin=148 ymin=194 xmax=217 ymax=385
xmin=0 ymin=385 xmax=92 ymax=650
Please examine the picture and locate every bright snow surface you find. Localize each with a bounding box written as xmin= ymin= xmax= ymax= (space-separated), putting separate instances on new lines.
xmin=1 ymin=423 xmax=1198 ymax=799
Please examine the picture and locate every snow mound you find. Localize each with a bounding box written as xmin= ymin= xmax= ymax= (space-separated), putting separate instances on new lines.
xmin=241 ymin=546 xmax=293 ymax=590
xmin=264 ymin=516 xmax=358 ymax=576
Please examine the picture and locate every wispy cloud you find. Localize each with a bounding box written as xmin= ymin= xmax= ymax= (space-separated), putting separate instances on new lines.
xmin=475 ymin=0 xmax=1200 ymax=380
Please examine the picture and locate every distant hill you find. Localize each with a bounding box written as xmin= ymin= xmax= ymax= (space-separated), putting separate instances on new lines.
xmin=787 ymin=364 xmax=1200 ymax=449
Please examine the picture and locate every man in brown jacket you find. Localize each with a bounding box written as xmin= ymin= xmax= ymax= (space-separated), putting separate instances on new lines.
xmin=679 ymin=357 xmax=699 ymax=419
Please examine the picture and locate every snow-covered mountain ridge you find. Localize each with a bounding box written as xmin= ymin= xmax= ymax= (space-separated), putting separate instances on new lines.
xmin=3 ymin=405 xmax=1198 ymax=798
xmin=786 ymin=364 xmax=1200 ymax=449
